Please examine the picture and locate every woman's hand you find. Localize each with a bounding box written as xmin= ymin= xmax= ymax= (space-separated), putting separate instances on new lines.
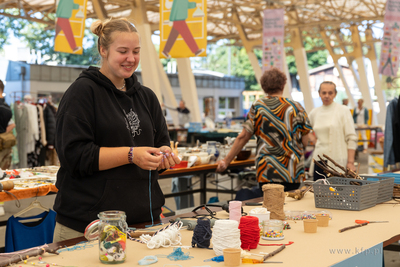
xmin=158 ymin=145 xmax=181 ymax=170
xmin=216 ymin=159 xmax=228 ymax=173
xmin=132 ymin=147 xmax=163 ymax=171
xmin=346 ymin=162 xmax=356 ymax=172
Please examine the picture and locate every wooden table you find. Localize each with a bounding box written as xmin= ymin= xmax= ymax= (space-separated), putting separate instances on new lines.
xmin=160 ymin=158 xmax=255 ymax=204
xmin=3 ymin=194 xmax=400 ymax=267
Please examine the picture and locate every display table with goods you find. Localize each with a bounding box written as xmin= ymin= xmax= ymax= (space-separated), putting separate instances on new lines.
xmin=0 ymin=167 xmax=59 ymax=202
xmin=0 ymin=158 xmax=253 ymax=207
xmin=0 ymin=188 xmax=399 ymax=267
xmin=160 ymin=158 xmax=255 ymax=203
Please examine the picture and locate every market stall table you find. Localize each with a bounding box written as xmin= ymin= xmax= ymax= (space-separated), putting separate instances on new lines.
xmin=160 ymin=158 xmax=255 ymax=204
xmin=0 ymin=168 xmax=58 ymax=227
xmin=186 ymin=130 xmax=240 ymax=145
xmin=0 ymin=185 xmax=58 ymax=202
xmin=2 ymin=193 xmax=399 ymax=267
xmin=0 ymin=168 xmax=58 ymax=202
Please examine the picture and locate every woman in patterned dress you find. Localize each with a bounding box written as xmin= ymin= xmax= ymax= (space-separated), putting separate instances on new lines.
xmin=216 ymin=68 xmax=312 ymax=191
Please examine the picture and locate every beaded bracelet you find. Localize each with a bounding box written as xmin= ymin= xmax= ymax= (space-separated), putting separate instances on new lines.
xmin=128 ymin=147 xmax=134 ymax=164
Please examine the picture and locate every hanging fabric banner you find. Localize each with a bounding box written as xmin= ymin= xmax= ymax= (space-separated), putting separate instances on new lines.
xmin=159 ymin=0 xmax=207 ymax=59
xmin=379 ymin=0 xmax=400 ymax=76
xmin=54 ymin=0 xmax=87 ymax=55
xmin=262 ymin=9 xmax=285 ymax=72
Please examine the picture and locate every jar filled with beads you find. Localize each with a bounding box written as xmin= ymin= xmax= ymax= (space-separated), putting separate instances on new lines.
xmin=98 ymin=211 xmax=128 ymax=264
xmin=301 ymin=211 xmax=317 ymax=220
xmin=262 ymin=219 xmax=284 ymax=240
xmin=290 ymin=210 xmax=303 ymax=220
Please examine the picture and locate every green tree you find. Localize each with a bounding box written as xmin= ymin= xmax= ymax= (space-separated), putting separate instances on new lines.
xmin=286 ymin=36 xmax=328 ymax=75
xmin=0 ymin=16 xmax=10 ymax=51
xmin=193 ymin=41 xmax=261 ymax=90
xmin=14 ymin=17 xmax=98 ymax=65
xmin=194 ymin=38 xmax=328 ymax=91
xmin=0 ymin=11 xmax=98 ymax=66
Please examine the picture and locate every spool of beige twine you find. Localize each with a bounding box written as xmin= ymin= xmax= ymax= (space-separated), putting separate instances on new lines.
xmin=262 ymin=184 xmax=285 ymax=220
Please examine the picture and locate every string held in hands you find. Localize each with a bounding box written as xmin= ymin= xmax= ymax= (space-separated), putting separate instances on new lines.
xmin=191 ymin=217 xmax=212 ymax=248
xmin=239 ymin=216 xmax=260 ymax=250
xmin=146 ymin=170 xmax=162 ymax=228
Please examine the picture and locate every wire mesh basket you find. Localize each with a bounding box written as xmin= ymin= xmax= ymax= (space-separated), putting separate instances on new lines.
xmin=361 ymin=175 xmax=395 ymax=203
xmin=313 ymin=177 xmax=379 ymax=211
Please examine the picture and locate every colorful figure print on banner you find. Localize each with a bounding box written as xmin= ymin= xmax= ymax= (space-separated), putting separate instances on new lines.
xmin=262 ymin=9 xmax=285 ymax=73
xmin=380 ymin=23 xmax=400 ymax=76
xmin=160 ymin=0 xmax=207 ymax=59
xmin=379 ymin=0 xmax=400 ymax=76
xmin=263 ymin=37 xmax=283 ymax=69
xmin=54 ymin=0 xmax=87 ymax=54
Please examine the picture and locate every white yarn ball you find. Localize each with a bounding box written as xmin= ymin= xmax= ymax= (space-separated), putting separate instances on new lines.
xmin=212 ymin=220 xmax=241 ymax=256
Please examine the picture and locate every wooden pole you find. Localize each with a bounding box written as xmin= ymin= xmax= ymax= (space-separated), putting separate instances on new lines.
xmin=0 ymin=246 xmax=61 ymax=267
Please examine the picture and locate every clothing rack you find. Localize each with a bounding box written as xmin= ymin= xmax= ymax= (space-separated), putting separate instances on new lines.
xmin=9 ymin=91 xmax=54 ymax=104
xmin=9 ymin=91 xmax=32 ymax=103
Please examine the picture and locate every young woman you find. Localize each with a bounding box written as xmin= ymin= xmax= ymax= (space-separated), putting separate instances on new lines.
xmin=53 ymin=18 xmax=180 ymax=241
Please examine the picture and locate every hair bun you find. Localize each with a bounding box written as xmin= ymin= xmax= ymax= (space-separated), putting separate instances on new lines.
xmin=90 ymin=20 xmax=104 ymax=36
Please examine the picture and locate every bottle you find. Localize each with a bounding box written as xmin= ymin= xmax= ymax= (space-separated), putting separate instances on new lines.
xmin=226 ymin=111 xmax=233 ymax=128
xmin=97 ymin=211 xmax=128 ymax=264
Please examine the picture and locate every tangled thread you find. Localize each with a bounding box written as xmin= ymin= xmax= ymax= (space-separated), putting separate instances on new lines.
xmin=191 ymin=217 xmax=212 ymax=248
xmin=167 ymin=247 xmax=193 ymax=261
xmin=140 ymin=222 xmax=183 ymax=249
xmin=138 ymin=255 xmax=158 ymax=265
xmin=57 ymin=241 xmax=95 ymax=253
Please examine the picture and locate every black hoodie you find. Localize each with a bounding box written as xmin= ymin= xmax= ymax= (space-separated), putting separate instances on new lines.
xmin=54 ymin=67 xmax=170 ymax=232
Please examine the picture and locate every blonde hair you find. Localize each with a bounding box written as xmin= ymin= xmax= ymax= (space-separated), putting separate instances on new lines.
xmin=90 ymin=18 xmax=138 ymax=55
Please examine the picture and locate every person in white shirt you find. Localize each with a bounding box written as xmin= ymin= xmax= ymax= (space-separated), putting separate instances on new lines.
xmin=309 ymin=81 xmax=358 ymax=181
xmin=352 ymin=99 xmax=369 ymax=153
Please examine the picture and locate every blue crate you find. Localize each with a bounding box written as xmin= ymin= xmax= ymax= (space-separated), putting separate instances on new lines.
xmin=188 ymin=122 xmax=202 ymax=133
xmin=378 ymin=173 xmax=400 ymax=184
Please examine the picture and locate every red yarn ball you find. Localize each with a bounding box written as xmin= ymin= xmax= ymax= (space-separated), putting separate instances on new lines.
xmin=239 ymin=216 xmax=260 ymax=250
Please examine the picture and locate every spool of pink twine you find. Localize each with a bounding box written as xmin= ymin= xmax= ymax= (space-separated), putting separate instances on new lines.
xmin=229 ymin=201 xmax=242 ymax=222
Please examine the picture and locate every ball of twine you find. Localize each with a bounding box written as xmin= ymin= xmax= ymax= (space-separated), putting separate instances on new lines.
xmin=212 ymin=220 xmax=241 ymax=256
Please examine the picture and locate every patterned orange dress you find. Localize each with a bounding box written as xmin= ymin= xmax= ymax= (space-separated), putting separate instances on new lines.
xmin=243 ymin=96 xmax=312 ymax=183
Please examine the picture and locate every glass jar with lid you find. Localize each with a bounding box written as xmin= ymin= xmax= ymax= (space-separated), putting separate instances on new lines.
xmin=85 ymin=210 xmax=128 ymax=264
